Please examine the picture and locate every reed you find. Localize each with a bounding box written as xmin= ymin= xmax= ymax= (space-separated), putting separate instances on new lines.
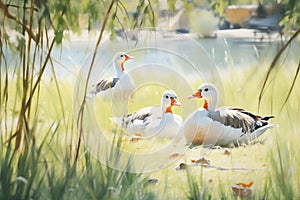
xmin=1 ymin=52 xmax=299 ymax=199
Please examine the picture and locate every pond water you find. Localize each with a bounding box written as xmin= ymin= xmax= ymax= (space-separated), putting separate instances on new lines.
xmin=3 ymin=30 xmax=299 ymax=80
xmin=61 ymin=33 xmax=299 ymax=77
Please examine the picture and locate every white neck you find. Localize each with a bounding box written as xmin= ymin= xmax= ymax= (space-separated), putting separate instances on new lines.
xmin=207 ymin=96 xmax=218 ymax=111
xmin=160 ymin=112 xmax=174 ymax=126
xmin=161 ymin=105 xmax=166 ymax=113
xmin=114 ymin=61 xmax=123 ymax=78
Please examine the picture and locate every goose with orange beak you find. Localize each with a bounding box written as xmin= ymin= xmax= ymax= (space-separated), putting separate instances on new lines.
xmin=111 ymin=90 xmax=183 ymax=139
xmin=88 ymin=52 xmax=135 ymax=101
xmin=183 ymin=83 xmax=277 ymax=147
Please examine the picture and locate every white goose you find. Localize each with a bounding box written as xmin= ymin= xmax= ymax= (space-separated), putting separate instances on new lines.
xmin=111 ymin=90 xmax=182 ymax=139
xmin=88 ymin=52 xmax=135 ymax=101
xmin=183 ymin=83 xmax=277 ymax=147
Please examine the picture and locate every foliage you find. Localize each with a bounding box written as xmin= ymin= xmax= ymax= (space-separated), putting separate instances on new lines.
xmin=208 ymin=0 xmax=229 ymax=17
xmin=0 ymin=122 xmax=154 ymax=199
xmin=1 ymin=60 xmax=300 ymax=199
xmin=280 ymin=0 xmax=300 ymax=31
xmin=0 ymin=0 xmax=158 ymax=151
xmin=1 ymin=0 xmax=300 ymax=199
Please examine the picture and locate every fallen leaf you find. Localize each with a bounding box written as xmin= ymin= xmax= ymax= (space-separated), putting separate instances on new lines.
xmin=236 ymin=181 xmax=254 ymax=188
xmin=231 ymin=181 xmax=254 ymax=198
xmin=193 ymin=157 xmax=211 ymax=165
xmin=176 ymin=162 xmax=187 ymax=170
xmin=223 ymin=148 xmax=231 ymax=155
xmin=130 ymin=137 xmax=141 ymax=142
xmin=232 ymin=185 xmax=252 ymax=198
xmin=169 ymin=153 xmax=181 ymax=160
xmin=135 ymin=132 xmax=142 ymax=137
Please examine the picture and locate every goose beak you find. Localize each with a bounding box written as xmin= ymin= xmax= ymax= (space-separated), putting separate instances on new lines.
xmin=125 ymin=55 xmax=134 ymax=60
xmin=171 ymin=97 xmax=181 ymax=106
xmin=187 ymin=91 xmax=201 ymax=99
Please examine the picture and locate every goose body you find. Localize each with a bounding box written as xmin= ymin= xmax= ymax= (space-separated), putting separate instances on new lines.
xmin=111 ymin=90 xmax=182 ymax=139
xmin=88 ymin=52 xmax=135 ymax=101
xmin=183 ymin=83 xmax=277 ymax=146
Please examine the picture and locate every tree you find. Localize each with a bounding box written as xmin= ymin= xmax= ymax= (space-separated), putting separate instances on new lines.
xmin=0 ymin=0 xmax=156 ymax=151
xmin=0 ymin=0 xmax=299 ymax=154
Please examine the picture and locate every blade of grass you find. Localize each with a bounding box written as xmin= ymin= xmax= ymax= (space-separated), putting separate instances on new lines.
xmin=75 ymin=0 xmax=116 ymax=163
xmin=258 ymin=28 xmax=300 ymax=110
xmin=279 ymin=60 xmax=300 ymax=113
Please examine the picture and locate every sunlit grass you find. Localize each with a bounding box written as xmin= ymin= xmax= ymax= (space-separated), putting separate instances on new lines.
xmin=1 ymin=62 xmax=300 ymax=199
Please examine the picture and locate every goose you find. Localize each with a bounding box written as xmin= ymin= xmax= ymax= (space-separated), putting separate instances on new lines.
xmin=111 ymin=90 xmax=183 ymax=139
xmin=88 ymin=52 xmax=135 ymax=101
xmin=183 ymin=83 xmax=277 ymax=147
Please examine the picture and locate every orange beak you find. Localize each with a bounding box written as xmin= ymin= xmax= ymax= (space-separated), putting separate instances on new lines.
xmin=125 ymin=55 xmax=134 ymax=61
xmin=171 ymin=97 xmax=181 ymax=106
xmin=187 ymin=90 xmax=202 ymax=99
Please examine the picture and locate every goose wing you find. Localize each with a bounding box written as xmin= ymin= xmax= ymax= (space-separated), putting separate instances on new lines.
xmin=111 ymin=106 xmax=161 ymax=131
xmin=208 ymin=107 xmax=261 ymax=133
xmin=90 ymin=77 xmax=119 ymax=94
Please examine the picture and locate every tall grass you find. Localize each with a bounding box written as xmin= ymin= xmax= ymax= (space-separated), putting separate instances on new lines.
xmin=0 ymin=1 xmax=155 ymax=198
xmin=1 ymin=60 xmax=300 ymax=199
xmin=1 ymin=27 xmax=300 ymax=198
xmin=1 ymin=2 xmax=299 ymax=199
xmin=2 ymin=0 xmax=300 ymax=198
xmin=181 ymin=60 xmax=300 ymax=199
xmin=0 ymin=111 xmax=155 ymax=199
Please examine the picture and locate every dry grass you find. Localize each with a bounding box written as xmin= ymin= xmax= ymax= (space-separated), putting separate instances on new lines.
xmin=1 ymin=61 xmax=300 ymax=199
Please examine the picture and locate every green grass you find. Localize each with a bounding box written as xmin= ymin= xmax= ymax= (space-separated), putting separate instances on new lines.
xmin=1 ymin=62 xmax=300 ymax=199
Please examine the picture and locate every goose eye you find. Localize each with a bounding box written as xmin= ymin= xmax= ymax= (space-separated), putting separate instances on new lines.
xmin=165 ymin=95 xmax=169 ymax=99
xmin=204 ymin=88 xmax=208 ymax=92
xmin=120 ymin=54 xmax=124 ymax=57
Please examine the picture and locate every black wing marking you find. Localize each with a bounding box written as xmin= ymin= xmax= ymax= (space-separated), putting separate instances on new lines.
xmin=209 ymin=107 xmax=274 ymax=133
xmin=90 ymin=77 xmax=119 ymax=94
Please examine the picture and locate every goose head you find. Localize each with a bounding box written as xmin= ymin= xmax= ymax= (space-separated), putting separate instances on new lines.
xmin=188 ymin=83 xmax=218 ymax=111
xmin=113 ymin=52 xmax=134 ymax=76
xmin=161 ymin=90 xmax=181 ymax=114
